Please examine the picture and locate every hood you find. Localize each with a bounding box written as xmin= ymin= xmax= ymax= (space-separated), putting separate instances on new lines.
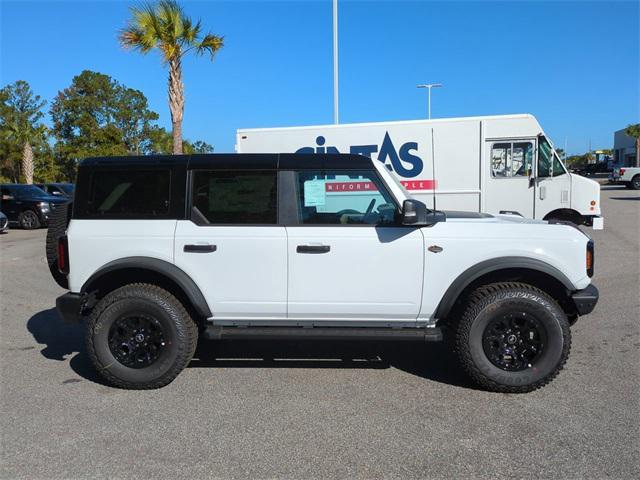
xmin=31 ymin=194 xmax=69 ymax=204
xmin=443 ymin=210 xmax=547 ymax=226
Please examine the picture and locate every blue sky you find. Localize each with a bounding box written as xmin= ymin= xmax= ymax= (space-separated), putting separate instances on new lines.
xmin=1 ymin=0 xmax=638 ymax=154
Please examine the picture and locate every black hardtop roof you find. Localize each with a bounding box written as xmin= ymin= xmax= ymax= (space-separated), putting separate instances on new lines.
xmin=79 ymin=153 xmax=373 ymax=170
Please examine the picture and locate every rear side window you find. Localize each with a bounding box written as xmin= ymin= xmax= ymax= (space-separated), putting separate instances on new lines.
xmin=86 ymin=170 xmax=171 ymax=217
xmin=191 ymin=170 xmax=277 ymax=224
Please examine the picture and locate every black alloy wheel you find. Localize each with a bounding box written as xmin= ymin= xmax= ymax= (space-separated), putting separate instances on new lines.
xmin=482 ymin=311 xmax=547 ymax=372
xmin=108 ymin=314 xmax=166 ymax=369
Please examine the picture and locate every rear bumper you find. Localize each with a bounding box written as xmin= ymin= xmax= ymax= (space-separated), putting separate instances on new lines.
xmin=572 ymin=284 xmax=599 ymax=316
xmin=56 ymin=293 xmax=84 ymax=324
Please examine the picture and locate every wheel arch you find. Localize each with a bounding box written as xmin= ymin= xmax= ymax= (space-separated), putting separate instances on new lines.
xmin=543 ymin=208 xmax=583 ymax=224
xmin=81 ymin=257 xmax=212 ymax=321
xmin=434 ymin=257 xmax=577 ymax=323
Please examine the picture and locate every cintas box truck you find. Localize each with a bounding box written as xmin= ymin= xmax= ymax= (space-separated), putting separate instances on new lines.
xmin=236 ymin=114 xmax=603 ymax=229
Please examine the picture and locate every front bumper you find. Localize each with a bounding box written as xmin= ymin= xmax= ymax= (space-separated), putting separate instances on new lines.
xmin=56 ymin=293 xmax=84 ymax=324
xmin=572 ymin=284 xmax=599 ymax=316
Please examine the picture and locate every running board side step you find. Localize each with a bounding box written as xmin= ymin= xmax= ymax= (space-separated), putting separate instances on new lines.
xmin=203 ymin=326 xmax=443 ymax=342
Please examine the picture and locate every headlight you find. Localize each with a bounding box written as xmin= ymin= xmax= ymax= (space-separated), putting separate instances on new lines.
xmin=37 ymin=202 xmax=50 ymax=212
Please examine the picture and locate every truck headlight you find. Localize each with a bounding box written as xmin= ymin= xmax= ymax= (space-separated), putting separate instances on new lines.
xmin=37 ymin=202 xmax=50 ymax=213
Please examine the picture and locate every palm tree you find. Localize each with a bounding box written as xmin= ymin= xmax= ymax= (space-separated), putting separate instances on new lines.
xmin=0 ymin=81 xmax=47 ymax=184
xmin=119 ymin=0 xmax=223 ymax=154
xmin=624 ymin=124 xmax=640 ymax=167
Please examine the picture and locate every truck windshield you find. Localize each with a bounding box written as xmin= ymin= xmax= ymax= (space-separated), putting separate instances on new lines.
xmin=17 ymin=185 xmax=48 ymax=197
xmin=538 ymin=137 xmax=567 ymax=178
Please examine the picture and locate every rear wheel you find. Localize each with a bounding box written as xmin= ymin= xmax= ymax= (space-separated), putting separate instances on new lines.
xmin=453 ymin=282 xmax=571 ymax=393
xmin=18 ymin=210 xmax=40 ymax=229
xmin=86 ymin=283 xmax=198 ymax=389
xmin=631 ymin=175 xmax=640 ymax=190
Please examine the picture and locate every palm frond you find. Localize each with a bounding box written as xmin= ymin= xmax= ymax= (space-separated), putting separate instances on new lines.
xmin=195 ymin=34 xmax=224 ymax=59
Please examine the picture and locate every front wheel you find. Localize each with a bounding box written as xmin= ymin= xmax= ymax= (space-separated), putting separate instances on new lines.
xmin=86 ymin=283 xmax=198 ymax=389
xmin=19 ymin=210 xmax=41 ymax=229
xmin=453 ymin=282 xmax=571 ymax=393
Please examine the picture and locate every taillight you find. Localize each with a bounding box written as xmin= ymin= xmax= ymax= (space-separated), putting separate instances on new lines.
xmin=620 ymin=168 xmax=626 ymax=176
xmin=57 ymin=236 xmax=69 ymax=274
xmin=586 ymin=240 xmax=594 ymax=278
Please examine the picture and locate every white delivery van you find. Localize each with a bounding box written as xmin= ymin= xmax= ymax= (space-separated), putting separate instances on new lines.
xmin=237 ymin=114 xmax=603 ymax=228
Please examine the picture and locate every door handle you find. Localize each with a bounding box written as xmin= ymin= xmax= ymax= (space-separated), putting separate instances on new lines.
xmin=297 ymin=245 xmax=330 ymax=254
xmin=184 ymin=244 xmax=217 ymax=253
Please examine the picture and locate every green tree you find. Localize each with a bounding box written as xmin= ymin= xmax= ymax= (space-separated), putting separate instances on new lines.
xmin=625 ymin=123 xmax=640 ymax=167
xmin=0 ymin=81 xmax=48 ymax=184
xmin=149 ymin=126 xmax=213 ymax=154
xmin=119 ymin=0 xmax=223 ymax=154
xmin=50 ymin=70 xmax=161 ymax=177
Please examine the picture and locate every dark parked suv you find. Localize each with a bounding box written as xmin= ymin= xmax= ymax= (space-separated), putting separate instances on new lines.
xmin=0 ymin=184 xmax=70 ymax=229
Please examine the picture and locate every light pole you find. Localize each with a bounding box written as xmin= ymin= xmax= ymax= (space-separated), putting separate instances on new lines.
xmin=417 ymin=83 xmax=443 ymax=119
xmin=333 ymin=0 xmax=339 ymax=124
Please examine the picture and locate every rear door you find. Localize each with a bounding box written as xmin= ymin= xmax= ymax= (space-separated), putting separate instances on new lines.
xmin=484 ymin=139 xmax=535 ymax=218
xmin=173 ymin=169 xmax=287 ymax=322
xmin=284 ymin=168 xmax=425 ymax=324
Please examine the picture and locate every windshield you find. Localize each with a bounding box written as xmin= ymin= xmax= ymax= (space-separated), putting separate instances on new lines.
xmin=538 ymin=137 xmax=567 ymax=178
xmin=17 ymin=185 xmax=48 ymax=196
xmin=58 ymin=184 xmax=74 ymax=194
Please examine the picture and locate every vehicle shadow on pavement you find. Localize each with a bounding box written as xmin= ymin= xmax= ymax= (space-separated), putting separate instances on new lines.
xmin=191 ymin=339 xmax=473 ymax=389
xmin=26 ymin=308 xmax=109 ymax=385
xmin=610 ymin=196 xmax=640 ymax=201
xmin=26 ymin=309 xmax=472 ymax=389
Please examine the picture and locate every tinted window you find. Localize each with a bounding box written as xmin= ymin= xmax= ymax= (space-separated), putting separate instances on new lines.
xmin=192 ymin=170 xmax=277 ymax=224
xmin=295 ymin=170 xmax=397 ymax=225
xmin=86 ymin=170 xmax=171 ymax=217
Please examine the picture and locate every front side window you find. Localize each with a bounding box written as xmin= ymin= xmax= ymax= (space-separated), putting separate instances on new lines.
xmin=491 ymin=142 xmax=533 ymax=177
xmin=295 ymin=170 xmax=397 ymax=225
xmin=191 ymin=170 xmax=277 ymax=224
xmin=86 ymin=170 xmax=171 ymax=217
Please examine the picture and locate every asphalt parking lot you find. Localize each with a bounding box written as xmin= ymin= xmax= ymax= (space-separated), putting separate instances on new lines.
xmin=1 ymin=186 xmax=638 ymax=479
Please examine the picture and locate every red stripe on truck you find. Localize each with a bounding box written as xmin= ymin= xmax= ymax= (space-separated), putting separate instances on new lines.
xmin=325 ymin=180 xmax=437 ymax=192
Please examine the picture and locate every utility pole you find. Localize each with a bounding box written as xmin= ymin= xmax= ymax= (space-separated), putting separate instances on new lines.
xmin=417 ymin=83 xmax=443 ymax=119
xmin=333 ymin=0 xmax=339 ymax=124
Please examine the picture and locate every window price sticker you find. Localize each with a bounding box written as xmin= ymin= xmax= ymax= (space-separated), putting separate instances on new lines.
xmin=304 ymin=180 xmax=326 ymax=207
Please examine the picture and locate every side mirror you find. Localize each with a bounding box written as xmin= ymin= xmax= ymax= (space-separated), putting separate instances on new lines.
xmin=401 ymin=199 xmax=435 ymax=225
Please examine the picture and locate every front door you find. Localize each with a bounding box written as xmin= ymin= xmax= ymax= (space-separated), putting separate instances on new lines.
xmin=484 ymin=139 xmax=536 ymax=218
xmin=174 ymin=169 xmax=287 ymax=322
xmin=285 ymin=168 xmax=425 ymax=324
xmin=534 ymin=136 xmax=572 ymax=220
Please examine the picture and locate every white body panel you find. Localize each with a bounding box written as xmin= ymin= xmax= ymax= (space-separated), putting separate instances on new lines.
xmin=237 ymin=114 xmax=602 ymax=223
xmin=614 ymin=166 xmax=640 ymax=182
xmin=67 ymin=220 xmax=176 ymax=292
xmin=286 ymin=226 xmax=424 ymax=323
xmin=419 ymin=217 xmax=591 ymax=321
xmin=173 ymin=222 xmax=287 ymax=320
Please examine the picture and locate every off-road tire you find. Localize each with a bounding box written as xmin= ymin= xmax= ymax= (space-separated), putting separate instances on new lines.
xmin=18 ymin=210 xmax=40 ymax=229
xmin=452 ymin=282 xmax=571 ymax=393
xmin=86 ymin=283 xmax=198 ymax=389
xmin=45 ymin=201 xmax=72 ymax=289
xmin=631 ymin=175 xmax=640 ymax=190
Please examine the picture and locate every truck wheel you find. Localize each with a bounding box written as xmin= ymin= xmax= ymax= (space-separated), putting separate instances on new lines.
xmin=631 ymin=175 xmax=640 ymax=190
xmin=453 ymin=282 xmax=571 ymax=393
xmin=18 ymin=210 xmax=40 ymax=229
xmin=86 ymin=283 xmax=198 ymax=389
xmin=45 ymin=201 xmax=71 ymax=289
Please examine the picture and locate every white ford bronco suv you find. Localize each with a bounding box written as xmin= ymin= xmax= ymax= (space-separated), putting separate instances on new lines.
xmin=49 ymin=154 xmax=599 ymax=392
